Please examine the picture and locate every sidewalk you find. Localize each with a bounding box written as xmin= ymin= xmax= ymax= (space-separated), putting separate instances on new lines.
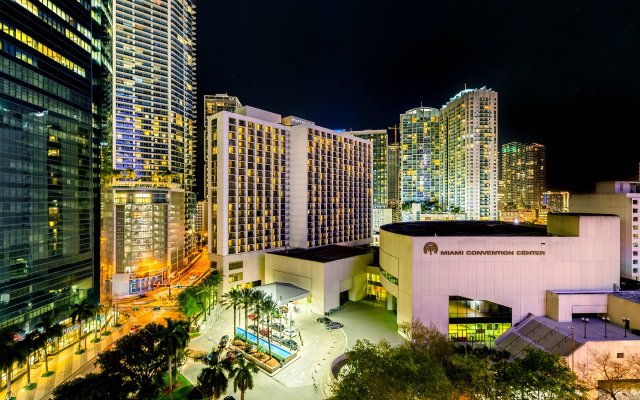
xmin=0 ymin=322 xmax=131 ymax=400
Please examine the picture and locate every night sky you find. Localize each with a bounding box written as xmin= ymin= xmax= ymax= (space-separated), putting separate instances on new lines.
xmin=195 ymin=0 xmax=640 ymax=199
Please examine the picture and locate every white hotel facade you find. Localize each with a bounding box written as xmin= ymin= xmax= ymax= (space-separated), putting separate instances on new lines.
xmin=206 ymin=106 xmax=372 ymax=292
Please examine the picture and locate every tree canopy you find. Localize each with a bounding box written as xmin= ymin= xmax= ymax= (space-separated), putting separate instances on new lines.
xmin=330 ymin=320 xmax=587 ymax=400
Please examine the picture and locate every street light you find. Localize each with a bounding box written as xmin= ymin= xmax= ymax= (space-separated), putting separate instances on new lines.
xmin=602 ymin=316 xmax=610 ymax=338
xmin=569 ymin=326 xmax=575 ymax=371
xmin=581 ymin=317 xmax=589 ymax=339
xmin=623 ymin=317 xmax=630 ymax=338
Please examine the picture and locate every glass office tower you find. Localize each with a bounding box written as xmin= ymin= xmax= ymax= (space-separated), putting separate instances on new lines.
xmin=0 ymin=0 xmax=96 ymax=329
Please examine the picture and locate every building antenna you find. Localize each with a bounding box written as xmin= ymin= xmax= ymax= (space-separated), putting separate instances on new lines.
xmin=464 ymin=82 xmax=467 ymax=90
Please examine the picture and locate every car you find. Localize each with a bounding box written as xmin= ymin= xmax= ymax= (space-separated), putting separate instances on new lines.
xmin=219 ymin=335 xmax=229 ymax=348
xmin=270 ymin=331 xmax=284 ymax=341
xmin=325 ymin=322 xmax=344 ymax=330
xmin=138 ymin=293 xmax=147 ymax=298
xmin=316 ymin=316 xmax=332 ymax=324
xmin=189 ymin=275 xmax=197 ymax=280
xmin=130 ymin=324 xmax=141 ymax=333
xmin=152 ymin=306 xmax=161 ymax=311
xmin=283 ymin=327 xmax=299 ymax=337
xmin=280 ymin=338 xmax=298 ymax=351
xmin=248 ymin=324 xmax=258 ymax=332
xmin=223 ymin=396 xmax=237 ymax=400
xmin=270 ymin=322 xmax=285 ymax=332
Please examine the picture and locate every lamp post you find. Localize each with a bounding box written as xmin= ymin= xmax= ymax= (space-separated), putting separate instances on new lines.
xmin=602 ymin=316 xmax=610 ymax=338
xmin=581 ymin=317 xmax=589 ymax=339
xmin=570 ymin=326 xmax=575 ymax=371
xmin=623 ymin=318 xmax=630 ymax=338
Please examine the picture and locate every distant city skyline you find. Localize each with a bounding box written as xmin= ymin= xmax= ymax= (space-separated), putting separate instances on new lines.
xmin=195 ymin=1 xmax=640 ymax=196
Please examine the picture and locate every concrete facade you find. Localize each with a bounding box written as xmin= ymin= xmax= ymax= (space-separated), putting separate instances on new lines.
xmin=379 ymin=214 xmax=620 ymax=334
xmin=265 ymin=247 xmax=373 ymax=314
xmin=571 ymin=181 xmax=640 ymax=283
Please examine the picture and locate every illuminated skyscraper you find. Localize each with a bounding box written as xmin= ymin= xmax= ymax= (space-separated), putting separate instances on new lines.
xmin=0 ymin=0 xmax=97 ymax=328
xmin=350 ymin=129 xmax=387 ymax=209
xmin=350 ymin=129 xmax=388 ymax=232
xmin=440 ymin=87 xmax=498 ymax=220
xmin=400 ymin=107 xmax=441 ymax=205
xmin=103 ymin=0 xmax=197 ymax=297
xmin=387 ymin=143 xmax=402 ymax=222
xmin=501 ymin=142 xmax=546 ymax=210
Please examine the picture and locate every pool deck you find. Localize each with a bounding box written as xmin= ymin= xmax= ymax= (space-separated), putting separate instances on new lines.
xmin=180 ymin=299 xmax=402 ymax=399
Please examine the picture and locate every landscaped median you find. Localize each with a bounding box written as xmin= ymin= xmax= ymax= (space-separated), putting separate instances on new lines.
xmin=229 ymin=327 xmax=297 ymax=374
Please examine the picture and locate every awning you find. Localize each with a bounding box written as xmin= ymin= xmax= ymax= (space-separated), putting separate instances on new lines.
xmin=253 ymin=282 xmax=310 ymax=304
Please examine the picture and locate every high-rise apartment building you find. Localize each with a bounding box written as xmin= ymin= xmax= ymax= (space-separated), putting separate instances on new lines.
xmin=399 ymin=107 xmax=441 ymax=205
xmin=501 ymin=142 xmax=546 ymax=210
xmin=0 ymin=0 xmax=97 ymax=329
xmin=571 ymin=181 xmax=640 ymax=285
xmin=387 ymin=143 xmax=402 ymax=222
xmin=206 ymin=106 xmax=372 ymax=292
xmin=196 ymin=200 xmax=207 ymax=238
xmin=103 ymin=0 xmax=197 ymax=297
xmin=440 ymin=87 xmax=498 ymax=220
xmin=542 ymin=191 xmax=570 ymax=213
xmin=289 ymin=124 xmax=372 ymax=248
xmin=350 ymin=130 xmax=387 ymax=209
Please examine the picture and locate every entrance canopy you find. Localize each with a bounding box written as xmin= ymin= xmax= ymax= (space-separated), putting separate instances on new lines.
xmin=254 ymin=282 xmax=310 ymax=304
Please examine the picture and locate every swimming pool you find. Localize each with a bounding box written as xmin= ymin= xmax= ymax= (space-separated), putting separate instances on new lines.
xmin=235 ymin=326 xmax=293 ymax=359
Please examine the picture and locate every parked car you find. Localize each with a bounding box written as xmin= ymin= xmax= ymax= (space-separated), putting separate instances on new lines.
xmin=248 ymin=324 xmax=258 ymax=332
xmin=130 ymin=324 xmax=141 ymax=333
xmin=270 ymin=323 xmax=285 ymax=332
xmin=259 ymin=328 xmax=270 ymax=337
xmin=283 ymin=327 xmax=299 ymax=337
xmin=270 ymin=331 xmax=284 ymax=341
xmin=219 ymin=335 xmax=229 ymax=348
xmin=325 ymin=322 xmax=344 ymax=330
xmin=223 ymin=396 xmax=237 ymax=400
xmin=316 ymin=316 xmax=332 ymax=324
xmin=280 ymin=338 xmax=298 ymax=351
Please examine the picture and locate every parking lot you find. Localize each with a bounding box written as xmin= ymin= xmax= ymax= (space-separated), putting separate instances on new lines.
xmin=181 ymin=300 xmax=403 ymax=399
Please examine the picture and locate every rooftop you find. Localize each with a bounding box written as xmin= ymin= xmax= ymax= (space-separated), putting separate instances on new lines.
xmin=611 ymin=290 xmax=640 ymax=305
xmin=380 ymin=220 xmax=549 ymax=237
xmin=268 ymin=245 xmax=372 ymax=262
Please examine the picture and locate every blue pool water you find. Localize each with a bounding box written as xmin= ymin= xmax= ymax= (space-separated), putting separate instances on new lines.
xmin=235 ymin=327 xmax=292 ymax=359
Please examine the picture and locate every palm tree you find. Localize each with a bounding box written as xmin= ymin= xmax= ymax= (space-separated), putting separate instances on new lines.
xmin=70 ymin=299 xmax=96 ymax=352
xmin=20 ymin=331 xmax=44 ymax=389
xmin=196 ymin=349 xmax=233 ymax=399
xmin=239 ymin=288 xmax=254 ymax=342
xmin=159 ymin=318 xmax=190 ymax=400
xmin=93 ymin=304 xmax=105 ymax=342
xmin=250 ymin=290 xmax=266 ymax=347
xmin=124 ymin=168 xmax=136 ymax=181
xmin=0 ymin=330 xmax=29 ymax=400
xmin=260 ymin=296 xmax=279 ymax=360
xmin=34 ymin=316 xmax=63 ymax=375
xmin=222 ymin=288 xmax=242 ymax=339
xmin=229 ymin=356 xmax=259 ymax=400
xmin=206 ymin=271 xmax=223 ymax=308
xmin=196 ymin=285 xmax=209 ymax=322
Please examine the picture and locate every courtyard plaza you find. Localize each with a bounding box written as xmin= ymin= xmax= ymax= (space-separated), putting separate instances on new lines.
xmin=181 ymin=299 xmax=403 ymax=399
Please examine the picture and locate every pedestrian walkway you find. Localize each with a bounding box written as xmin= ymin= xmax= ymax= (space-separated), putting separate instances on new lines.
xmin=0 ymin=322 xmax=131 ymax=400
